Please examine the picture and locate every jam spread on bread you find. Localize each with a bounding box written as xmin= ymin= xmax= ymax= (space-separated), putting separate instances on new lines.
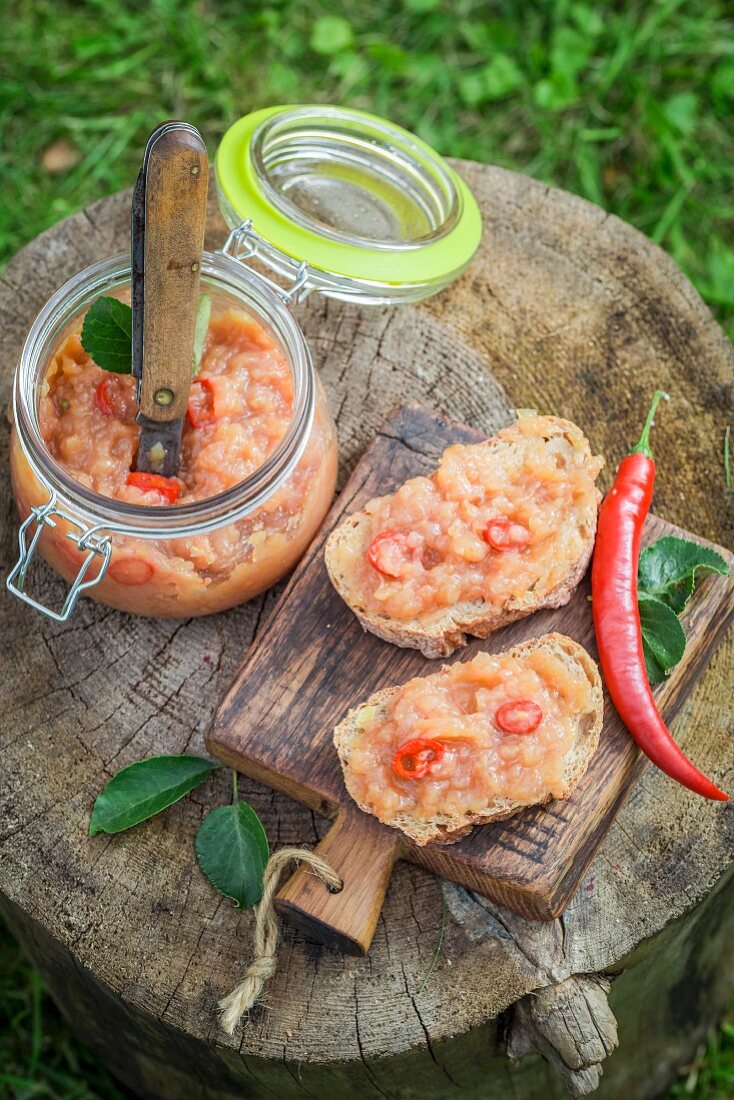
xmin=342 ymin=640 xmax=599 ymax=830
xmin=333 ymin=415 xmax=603 ymax=625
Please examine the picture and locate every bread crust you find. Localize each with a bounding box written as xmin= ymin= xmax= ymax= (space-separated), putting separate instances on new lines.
xmin=334 ymin=633 xmax=603 ymax=846
xmin=325 ymin=415 xmax=603 ymax=658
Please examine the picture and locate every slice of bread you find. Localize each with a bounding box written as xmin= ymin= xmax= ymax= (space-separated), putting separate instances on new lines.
xmin=325 ymin=414 xmax=603 ymax=658
xmin=334 ymin=633 xmax=603 ymax=846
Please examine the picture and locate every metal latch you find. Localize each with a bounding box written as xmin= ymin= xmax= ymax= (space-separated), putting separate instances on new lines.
xmin=220 ymin=220 xmax=311 ymax=306
xmin=6 ymin=495 xmax=112 ymax=622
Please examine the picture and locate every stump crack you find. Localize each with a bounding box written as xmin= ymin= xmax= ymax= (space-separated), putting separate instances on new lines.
xmin=162 ymin=899 xmax=223 ymax=1021
xmin=488 ymin=908 xmax=563 ymax=987
xmin=353 ymin=996 xmax=392 ymax=1100
xmin=403 ymin=964 xmax=459 ymax=1090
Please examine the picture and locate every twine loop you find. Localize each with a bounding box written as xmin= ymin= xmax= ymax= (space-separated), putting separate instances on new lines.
xmin=219 ymin=846 xmax=342 ymax=1034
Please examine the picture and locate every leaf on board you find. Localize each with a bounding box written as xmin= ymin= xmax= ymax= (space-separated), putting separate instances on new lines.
xmin=638 ymin=535 xmax=729 ymax=614
xmin=638 ymin=594 xmax=687 ymax=685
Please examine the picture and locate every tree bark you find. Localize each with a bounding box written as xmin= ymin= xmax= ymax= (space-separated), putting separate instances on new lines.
xmin=4 ymin=867 xmax=734 ymax=1100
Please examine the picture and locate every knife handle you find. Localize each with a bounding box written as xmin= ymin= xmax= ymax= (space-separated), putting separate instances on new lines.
xmin=138 ymin=124 xmax=208 ymax=424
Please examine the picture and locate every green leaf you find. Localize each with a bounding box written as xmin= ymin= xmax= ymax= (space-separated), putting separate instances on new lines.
xmin=550 ymin=26 xmax=592 ymax=78
xmin=638 ymin=594 xmax=687 ymax=685
xmin=575 ymin=141 xmax=603 ymax=206
xmin=407 ymin=52 xmax=443 ymax=86
xmin=663 ymin=92 xmax=698 ymax=137
xmin=80 ymin=296 xmax=133 ymax=375
xmin=458 ymin=19 xmax=517 ymax=52
xmin=367 ymin=42 xmax=410 ymax=75
xmin=569 ymin=4 xmax=604 ymax=36
xmin=642 ymin=639 xmax=667 ymax=686
xmin=195 ymin=801 xmax=269 ymax=908
xmin=712 ymin=59 xmax=734 ymax=103
xmin=638 ymin=535 xmax=729 ymax=614
xmin=458 ymin=72 xmax=488 ymax=109
xmin=459 ymin=55 xmax=523 ymax=108
xmin=192 ymin=293 xmax=211 ymax=375
xmin=309 ymin=16 xmax=354 ymax=55
xmin=534 ymin=71 xmax=579 ymax=111
xmin=89 ymin=755 xmax=218 ymax=836
xmin=702 ymin=239 xmax=734 ymax=308
xmin=329 ymin=50 xmax=369 ymax=83
xmin=268 ymin=59 xmax=304 ymax=97
xmin=457 ymin=20 xmax=485 ymax=51
xmin=481 ymin=55 xmax=523 ymax=101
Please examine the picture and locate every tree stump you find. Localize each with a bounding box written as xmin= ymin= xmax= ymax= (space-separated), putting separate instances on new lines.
xmin=1 ymin=162 xmax=732 ymax=1100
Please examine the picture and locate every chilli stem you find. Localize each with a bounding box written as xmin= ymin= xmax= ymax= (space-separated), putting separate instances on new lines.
xmin=631 ymin=390 xmax=669 ymax=458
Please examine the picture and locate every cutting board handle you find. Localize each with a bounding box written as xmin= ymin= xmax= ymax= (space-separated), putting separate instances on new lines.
xmin=274 ymin=808 xmax=401 ymax=956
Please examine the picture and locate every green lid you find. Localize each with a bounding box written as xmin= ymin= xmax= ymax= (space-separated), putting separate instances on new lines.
xmin=215 ymin=105 xmax=482 ymax=300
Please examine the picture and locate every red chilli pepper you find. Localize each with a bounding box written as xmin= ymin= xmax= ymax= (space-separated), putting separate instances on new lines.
xmin=495 ymin=700 xmax=543 ymax=734
xmin=126 ymin=471 xmax=181 ymax=504
xmin=95 ymin=377 xmax=114 ymax=416
xmin=367 ymin=531 xmax=418 ymax=577
xmin=483 ymin=517 xmax=530 ymax=552
xmin=187 ymin=377 xmax=216 ymax=428
xmin=591 ymin=391 xmax=727 ymax=801
xmin=392 ymin=738 xmax=444 ymax=780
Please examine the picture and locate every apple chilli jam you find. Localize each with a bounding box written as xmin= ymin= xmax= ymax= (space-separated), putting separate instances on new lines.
xmin=347 ymin=645 xmax=597 ymax=823
xmin=7 ymin=105 xmax=481 ymax=619
xmin=9 ymin=255 xmax=337 ymax=617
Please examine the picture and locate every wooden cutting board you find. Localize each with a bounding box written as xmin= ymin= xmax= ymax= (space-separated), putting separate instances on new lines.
xmin=207 ymin=405 xmax=734 ymax=955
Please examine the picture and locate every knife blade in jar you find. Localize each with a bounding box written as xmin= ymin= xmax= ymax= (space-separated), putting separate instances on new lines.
xmin=131 ymin=121 xmax=208 ymax=478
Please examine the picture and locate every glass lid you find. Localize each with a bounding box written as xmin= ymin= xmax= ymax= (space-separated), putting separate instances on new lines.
xmin=215 ymin=105 xmax=483 ymax=304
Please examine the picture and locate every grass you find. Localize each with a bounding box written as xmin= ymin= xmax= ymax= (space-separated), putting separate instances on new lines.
xmin=0 ymin=920 xmax=130 ymax=1100
xmin=669 ymin=1022 xmax=734 ymax=1099
xmin=0 ymin=0 xmax=733 ymax=336
xmin=1 ymin=0 xmax=733 ymax=1096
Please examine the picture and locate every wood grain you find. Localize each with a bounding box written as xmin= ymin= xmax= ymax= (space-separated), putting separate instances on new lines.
xmin=275 ymin=807 xmax=401 ymax=955
xmin=208 ymin=405 xmax=734 ymax=946
xmin=138 ymin=126 xmax=208 ymax=424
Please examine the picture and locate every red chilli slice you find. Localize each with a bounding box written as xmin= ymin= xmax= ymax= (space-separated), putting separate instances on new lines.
xmin=392 ymin=738 xmax=445 ymax=780
xmin=95 ymin=378 xmax=114 ymax=417
xmin=126 ymin=472 xmax=181 ymax=504
xmin=495 ymin=700 xmax=543 ymax=734
xmin=187 ymin=377 xmax=216 ymax=428
xmin=367 ymin=531 xmax=417 ymax=577
xmin=108 ymin=558 xmax=155 ymax=586
xmin=483 ymin=517 xmax=530 ymax=551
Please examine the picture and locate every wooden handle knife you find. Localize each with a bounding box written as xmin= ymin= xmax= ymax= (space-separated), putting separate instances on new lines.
xmin=132 ymin=121 xmax=208 ymax=477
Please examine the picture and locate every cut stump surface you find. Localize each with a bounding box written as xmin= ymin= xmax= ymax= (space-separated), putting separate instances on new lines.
xmin=1 ymin=162 xmax=732 ymax=1100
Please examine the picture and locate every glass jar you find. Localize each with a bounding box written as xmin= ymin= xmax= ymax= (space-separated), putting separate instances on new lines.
xmin=8 ymin=251 xmax=337 ymax=619
xmin=215 ymin=104 xmax=482 ymax=305
xmin=7 ymin=104 xmax=480 ymax=621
